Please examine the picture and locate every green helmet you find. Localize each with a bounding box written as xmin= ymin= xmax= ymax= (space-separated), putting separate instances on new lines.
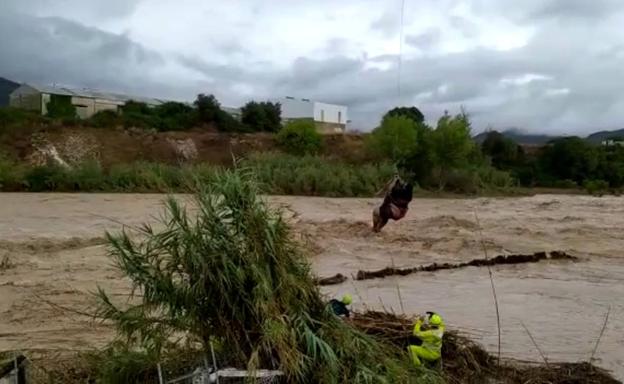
xmin=429 ymin=313 xmax=443 ymax=326
xmin=341 ymin=294 xmax=353 ymax=305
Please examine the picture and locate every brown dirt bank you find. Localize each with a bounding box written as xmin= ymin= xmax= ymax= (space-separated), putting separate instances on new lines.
xmin=0 ymin=126 xmax=369 ymax=166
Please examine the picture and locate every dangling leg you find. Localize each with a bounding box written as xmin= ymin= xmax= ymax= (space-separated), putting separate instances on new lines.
xmin=372 ymin=206 xmax=388 ymax=232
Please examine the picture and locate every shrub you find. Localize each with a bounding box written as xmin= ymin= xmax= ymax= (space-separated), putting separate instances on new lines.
xmin=583 ymin=179 xmax=609 ymax=196
xmin=120 ymin=101 xmax=155 ymax=128
xmin=433 ymin=165 xmax=514 ymax=194
xmin=547 ymin=179 xmax=577 ymax=189
xmin=476 ymin=166 xmax=515 ymax=190
xmin=439 ymin=168 xmax=479 ymax=194
xmin=23 ymin=165 xmax=66 ymax=192
xmin=0 ymin=153 xmax=23 ymax=191
xmin=106 ymin=162 xmax=182 ymax=192
xmin=276 ymin=119 xmax=322 ymax=155
xmin=0 ymin=107 xmax=46 ymax=132
xmin=89 ymin=110 xmax=121 ymax=128
xmin=216 ymin=110 xmax=246 ymax=132
xmin=244 ymin=152 xmax=395 ymax=197
xmin=69 ymin=161 xmax=105 ymax=191
xmin=152 ymin=102 xmax=195 ymax=131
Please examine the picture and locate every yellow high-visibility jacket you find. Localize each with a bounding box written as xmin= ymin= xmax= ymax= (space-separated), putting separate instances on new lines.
xmin=411 ymin=318 xmax=445 ymax=359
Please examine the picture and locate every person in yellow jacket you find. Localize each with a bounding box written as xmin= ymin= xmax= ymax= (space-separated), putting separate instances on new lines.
xmin=407 ymin=311 xmax=445 ymax=367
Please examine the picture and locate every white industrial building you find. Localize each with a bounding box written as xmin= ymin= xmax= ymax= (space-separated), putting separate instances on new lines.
xmin=277 ymin=97 xmax=348 ymax=134
xmin=9 ymin=83 xmax=170 ymax=119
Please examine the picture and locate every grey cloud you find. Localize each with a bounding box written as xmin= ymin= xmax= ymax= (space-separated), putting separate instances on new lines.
xmin=370 ymin=10 xmax=400 ymax=37
xmin=529 ymin=0 xmax=623 ymax=20
xmin=0 ymin=11 xmax=190 ymax=100
xmin=405 ymin=29 xmax=441 ymax=49
xmin=324 ymin=38 xmax=350 ymax=54
xmin=3 ymin=0 xmax=624 ymax=134
xmin=284 ymin=57 xmax=363 ymax=90
xmin=268 ymin=22 xmax=624 ymax=133
xmin=177 ymin=55 xmax=244 ymax=81
xmin=470 ymin=0 xmax=624 ymax=23
xmin=0 ymin=0 xmax=141 ymax=20
xmin=449 ymin=16 xmax=478 ymax=37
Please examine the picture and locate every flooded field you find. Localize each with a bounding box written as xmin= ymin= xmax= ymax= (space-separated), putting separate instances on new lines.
xmin=0 ymin=193 xmax=623 ymax=379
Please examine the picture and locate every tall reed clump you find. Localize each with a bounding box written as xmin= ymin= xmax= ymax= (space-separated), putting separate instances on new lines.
xmin=96 ymin=169 xmax=434 ymax=383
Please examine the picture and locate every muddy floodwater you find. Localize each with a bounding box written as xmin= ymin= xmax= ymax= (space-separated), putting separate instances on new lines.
xmin=1 ymin=193 xmax=623 ymax=379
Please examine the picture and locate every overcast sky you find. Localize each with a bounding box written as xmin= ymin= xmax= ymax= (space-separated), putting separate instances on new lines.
xmin=2 ymin=0 xmax=624 ymax=133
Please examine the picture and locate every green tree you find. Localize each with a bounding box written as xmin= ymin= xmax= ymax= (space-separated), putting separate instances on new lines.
xmin=193 ymin=94 xmax=221 ymax=123
xmin=241 ymin=101 xmax=282 ymax=132
xmin=431 ymin=111 xmax=475 ymax=189
xmin=597 ymin=146 xmax=624 ymax=187
xmin=88 ymin=110 xmax=120 ymax=128
xmin=276 ymin=119 xmax=322 ymax=155
xmin=382 ymin=106 xmax=425 ymax=124
xmin=194 ymin=93 xmax=244 ymax=132
xmin=481 ymin=130 xmax=525 ymax=169
xmin=538 ymin=137 xmax=599 ymax=185
xmin=153 ymin=101 xmax=194 ymax=131
xmin=366 ymin=115 xmax=419 ymax=163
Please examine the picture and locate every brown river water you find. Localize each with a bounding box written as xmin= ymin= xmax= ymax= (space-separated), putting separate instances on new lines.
xmin=0 ymin=193 xmax=623 ymax=378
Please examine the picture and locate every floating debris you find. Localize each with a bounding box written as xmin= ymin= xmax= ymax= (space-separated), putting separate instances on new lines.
xmin=354 ymin=251 xmax=578 ymax=281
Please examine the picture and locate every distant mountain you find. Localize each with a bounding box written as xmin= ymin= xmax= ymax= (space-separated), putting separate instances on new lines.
xmin=473 ymin=129 xmax=560 ymax=145
xmin=586 ymin=129 xmax=624 ymax=144
xmin=474 ymin=128 xmax=624 ymax=145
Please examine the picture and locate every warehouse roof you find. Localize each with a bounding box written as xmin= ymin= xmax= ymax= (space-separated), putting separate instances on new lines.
xmin=21 ymin=83 xmax=169 ymax=106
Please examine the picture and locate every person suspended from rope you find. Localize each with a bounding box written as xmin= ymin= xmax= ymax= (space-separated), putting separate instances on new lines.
xmin=407 ymin=312 xmax=445 ymax=367
xmin=328 ymin=294 xmax=352 ymax=318
xmin=372 ymin=174 xmax=413 ymax=232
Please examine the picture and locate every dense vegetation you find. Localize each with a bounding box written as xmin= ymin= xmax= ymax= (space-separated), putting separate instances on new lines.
xmin=93 ymin=94 xmax=249 ymax=132
xmin=366 ymin=109 xmax=514 ymax=193
xmin=480 ymin=131 xmax=624 ymax=193
xmin=0 ymin=153 xmax=394 ymax=196
xmin=241 ymin=100 xmax=282 ymax=132
xmin=1 ymin=94 xmax=280 ymax=133
xmin=366 ymin=106 xmax=624 ymax=195
xmin=2 ymin=96 xmax=624 ymax=195
xmin=276 ymin=119 xmax=323 ymax=155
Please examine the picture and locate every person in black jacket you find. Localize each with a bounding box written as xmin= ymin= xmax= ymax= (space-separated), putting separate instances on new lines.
xmin=372 ymin=175 xmax=413 ymax=232
xmin=328 ymin=294 xmax=352 ymax=318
